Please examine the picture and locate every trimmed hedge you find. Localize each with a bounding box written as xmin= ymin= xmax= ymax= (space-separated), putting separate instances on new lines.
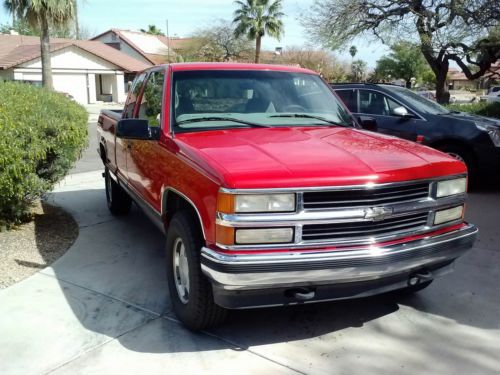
xmin=0 ymin=82 xmax=88 ymax=228
xmin=447 ymin=101 xmax=500 ymax=119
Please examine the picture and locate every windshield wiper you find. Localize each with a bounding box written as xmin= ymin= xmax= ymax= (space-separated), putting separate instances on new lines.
xmin=269 ymin=113 xmax=347 ymax=127
xmin=176 ymin=117 xmax=271 ymax=128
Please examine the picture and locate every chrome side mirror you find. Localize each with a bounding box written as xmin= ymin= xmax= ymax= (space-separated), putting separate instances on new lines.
xmin=392 ymin=106 xmax=410 ymax=117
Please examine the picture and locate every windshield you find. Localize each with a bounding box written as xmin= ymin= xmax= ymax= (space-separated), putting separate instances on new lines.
xmin=172 ymin=70 xmax=351 ymax=132
xmin=389 ymin=86 xmax=450 ymax=115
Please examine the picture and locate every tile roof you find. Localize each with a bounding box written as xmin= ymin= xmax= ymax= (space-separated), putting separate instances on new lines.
xmin=0 ymin=34 xmax=149 ymax=72
xmin=92 ymin=29 xmax=192 ymax=64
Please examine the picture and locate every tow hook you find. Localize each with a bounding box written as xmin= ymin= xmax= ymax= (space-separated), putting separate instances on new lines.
xmin=408 ymin=269 xmax=433 ymax=286
xmin=285 ymin=287 xmax=316 ymax=301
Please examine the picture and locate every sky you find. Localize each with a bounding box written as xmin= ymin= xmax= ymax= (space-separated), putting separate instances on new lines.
xmin=0 ymin=0 xmax=389 ymax=67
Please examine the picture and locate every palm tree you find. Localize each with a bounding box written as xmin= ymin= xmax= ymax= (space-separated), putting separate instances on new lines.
xmin=140 ymin=24 xmax=165 ymax=36
xmin=349 ymin=45 xmax=357 ymax=60
xmin=233 ymin=0 xmax=284 ymax=63
xmin=4 ymin=0 xmax=75 ymax=89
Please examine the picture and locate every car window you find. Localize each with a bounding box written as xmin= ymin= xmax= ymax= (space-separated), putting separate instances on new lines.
xmin=137 ymin=71 xmax=165 ymax=126
xmin=359 ymin=90 xmax=404 ymax=116
xmin=124 ymin=73 xmax=147 ymax=118
xmin=335 ymin=89 xmax=357 ymax=112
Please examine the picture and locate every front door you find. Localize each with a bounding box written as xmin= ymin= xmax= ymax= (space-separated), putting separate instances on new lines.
xmin=355 ymin=89 xmax=420 ymax=142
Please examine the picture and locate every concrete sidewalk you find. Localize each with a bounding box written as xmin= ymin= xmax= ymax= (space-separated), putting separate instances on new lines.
xmin=1 ymin=170 xmax=500 ymax=373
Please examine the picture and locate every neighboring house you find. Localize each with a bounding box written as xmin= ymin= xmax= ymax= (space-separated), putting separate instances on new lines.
xmin=0 ymin=34 xmax=149 ymax=104
xmin=448 ymin=64 xmax=500 ymax=91
xmin=91 ymin=29 xmax=193 ymax=65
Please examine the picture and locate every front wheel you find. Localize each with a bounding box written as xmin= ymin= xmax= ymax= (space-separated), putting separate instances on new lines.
xmin=166 ymin=210 xmax=227 ymax=330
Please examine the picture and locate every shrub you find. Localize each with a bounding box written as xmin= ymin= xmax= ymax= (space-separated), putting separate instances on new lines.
xmin=0 ymin=82 xmax=88 ymax=228
xmin=447 ymin=101 xmax=500 ymax=119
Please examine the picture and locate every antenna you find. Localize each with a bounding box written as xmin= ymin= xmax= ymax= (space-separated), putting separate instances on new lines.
xmin=166 ymin=19 xmax=170 ymax=63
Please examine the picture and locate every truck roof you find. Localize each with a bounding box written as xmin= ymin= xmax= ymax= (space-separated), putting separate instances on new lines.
xmin=151 ymin=62 xmax=318 ymax=75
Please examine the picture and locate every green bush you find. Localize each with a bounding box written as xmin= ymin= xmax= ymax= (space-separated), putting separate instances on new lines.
xmin=0 ymin=82 xmax=88 ymax=228
xmin=447 ymin=101 xmax=500 ymax=119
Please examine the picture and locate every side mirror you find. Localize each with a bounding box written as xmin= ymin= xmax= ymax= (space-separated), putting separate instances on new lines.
xmin=116 ymin=119 xmax=156 ymax=140
xmin=392 ymin=106 xmax=412 ymax=117
xmin=358 ymin=116 xmax=378 ymax=131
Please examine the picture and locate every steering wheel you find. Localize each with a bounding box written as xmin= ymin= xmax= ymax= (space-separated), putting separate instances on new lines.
xmin=283 ymin=104 xmax=307 ymax=113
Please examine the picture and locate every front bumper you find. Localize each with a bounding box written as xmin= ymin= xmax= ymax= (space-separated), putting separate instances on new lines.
xmin=201 ymin=224 xmax=477 ymax=308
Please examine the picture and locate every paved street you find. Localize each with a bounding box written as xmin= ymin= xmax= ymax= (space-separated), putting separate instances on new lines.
xmin=0 ymin=119 xmax=499 ymax=374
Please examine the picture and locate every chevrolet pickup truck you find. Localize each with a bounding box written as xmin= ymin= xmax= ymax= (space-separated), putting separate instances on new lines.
xmin=97 ymin=63 xmax=477 ymax=330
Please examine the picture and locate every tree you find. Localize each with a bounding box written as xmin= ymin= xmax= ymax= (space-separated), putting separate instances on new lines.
xmin=4 ymin=0 xmax=76 ymax=89
xmin=186 ymin=20 xmax=253 ymax=62
xmin=374 ymin=42 xmax=427 ymax=87
xmin=233 ymin=0 xmax=284 ymax=63
xmin=349 ymin=45 xmax=357 ymax=60
xmin=140 ymin=24 xmax=165 ymax=36
xmin=351 ymin=59 xmax=367 ymax=82
xmin=303 ymin=0 xmax=500 ymax=103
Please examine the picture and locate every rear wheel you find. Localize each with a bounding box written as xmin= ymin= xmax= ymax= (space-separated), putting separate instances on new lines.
xmin=104 ymin=167 xmax=132 ymax=215
xmin=166 ymin=210 xmax=227 ymax=330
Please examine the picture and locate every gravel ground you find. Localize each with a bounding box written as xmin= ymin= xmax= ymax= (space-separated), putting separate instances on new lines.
xmin=0 ymin=201 xmax=78 ymax=289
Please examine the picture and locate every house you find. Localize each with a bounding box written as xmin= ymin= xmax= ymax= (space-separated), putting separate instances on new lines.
xmin=91 ymin=29 xmax=193 ymax=65
xmin=0 ymin=34 xmax=149 ymax=104
xmin=448 ymin=64 xmax=500 ymax=91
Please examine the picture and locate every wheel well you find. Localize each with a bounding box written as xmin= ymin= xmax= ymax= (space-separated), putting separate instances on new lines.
xmin=429 ymin=139 xmax=476 ymax=160
xmin=99 ymin=143 xmax=107 ymax=165
xmin=163 ymin=190 xmax=204 ymax=239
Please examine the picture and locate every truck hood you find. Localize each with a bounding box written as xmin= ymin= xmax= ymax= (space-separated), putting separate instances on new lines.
xmin=176 ymin=127 xmax=466 ymax=189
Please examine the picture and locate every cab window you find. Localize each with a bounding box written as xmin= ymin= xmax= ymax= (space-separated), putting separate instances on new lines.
xmin=335 ymin=89 xmax=357 ymax=112
xmin=137 ymin=71 xmax=165 ymax=126
xmin=124 ymin=73 xmax=146 ymax=118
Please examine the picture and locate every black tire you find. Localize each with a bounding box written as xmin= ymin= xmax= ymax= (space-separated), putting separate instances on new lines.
xmin=104 ymin=167 xmax=132 ymax=215
xmin=166 ymin=210 xmax=227 ymax=330
xmin=436 ymin=144 xmax=477 ymax=183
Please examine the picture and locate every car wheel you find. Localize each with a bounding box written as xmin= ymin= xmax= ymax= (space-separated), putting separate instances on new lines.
xmin=166 ymin=210 xmax=227 ymax=330
xmin=104 ymin=167 xmax=132 ymax=215
xmin=437 ymin=145 xmax=477 ymax=183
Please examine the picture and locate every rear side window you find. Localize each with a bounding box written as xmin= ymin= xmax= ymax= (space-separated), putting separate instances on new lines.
xmin=137 ymin=71 xmax=165 ymax=126
xmin=335 ymin=89 xmax=357 ymax=112
xmin=123 ymin=73 xmax=147 ymax=118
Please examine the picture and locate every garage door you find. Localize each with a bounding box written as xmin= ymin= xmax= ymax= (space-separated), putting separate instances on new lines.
xmin=53 ymin=73 xmax=88 ymax=104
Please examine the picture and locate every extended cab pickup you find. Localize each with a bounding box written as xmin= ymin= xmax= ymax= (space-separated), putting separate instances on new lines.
xmin=97 ymin=63 xmax=477 ymax=330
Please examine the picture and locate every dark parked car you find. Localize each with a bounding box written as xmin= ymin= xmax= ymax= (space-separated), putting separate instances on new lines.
xmin=332 ymin=83 xmax=500 ymax=181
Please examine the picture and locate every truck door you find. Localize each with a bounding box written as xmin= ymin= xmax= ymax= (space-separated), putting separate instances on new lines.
xmin=116 ymin=72 xmax=147 ymax=180
xmin=126 ymin=69 xmax=166 ymax=209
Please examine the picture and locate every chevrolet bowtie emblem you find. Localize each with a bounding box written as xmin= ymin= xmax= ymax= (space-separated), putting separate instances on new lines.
xmin=364 ymin=207 xmax=393 ymax=221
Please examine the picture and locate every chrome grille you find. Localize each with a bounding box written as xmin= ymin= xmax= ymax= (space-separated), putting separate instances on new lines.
xmin=301 ymin=212 xmax=429 ymax=243
xmin=302 ymin=182 xmax=430 ymax=210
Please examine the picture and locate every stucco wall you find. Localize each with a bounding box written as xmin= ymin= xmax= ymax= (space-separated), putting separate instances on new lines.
xmin=94 ymin=32 xmax=153 ymax=65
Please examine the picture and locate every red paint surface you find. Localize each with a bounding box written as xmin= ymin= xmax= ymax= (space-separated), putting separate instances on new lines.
xmin=99 ymin=63 xmax=468 ymax=245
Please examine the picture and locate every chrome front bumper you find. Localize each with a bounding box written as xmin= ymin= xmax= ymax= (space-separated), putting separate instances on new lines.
xmin=201 ymin=224 xmax=477 ymax=291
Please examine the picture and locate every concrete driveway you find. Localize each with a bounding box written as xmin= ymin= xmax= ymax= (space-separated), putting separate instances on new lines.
xmin=0 ymin=120 xmax=499 ymax=374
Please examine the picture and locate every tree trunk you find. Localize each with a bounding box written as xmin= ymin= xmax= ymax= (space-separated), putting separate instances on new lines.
xmin=40 ymin=17 xmax=53 ymax=90
xmin=74 ymin=0 xmax=80 ymax=39
xmin=434 ymin=62 xmax=450 ymax=104
xmin=255 ymin=35 xmax=261 ymax=64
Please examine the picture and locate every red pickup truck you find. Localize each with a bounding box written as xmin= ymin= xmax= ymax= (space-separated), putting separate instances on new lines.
xmin=98 ymin=63 xmax=477 ymax=330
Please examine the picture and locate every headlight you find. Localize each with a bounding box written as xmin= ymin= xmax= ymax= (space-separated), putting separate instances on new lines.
xmin=235 ymin=228 xmax=294 ymax=244
xmin=434 ymin=206 xmax=464 ymax=225
xmin=218 ymin=192 xmax=296 ymax=213
xmin=475 ymin=122 xmax=500 ymax=147
xmin=436 ymin=178 xmax=467 ymax=198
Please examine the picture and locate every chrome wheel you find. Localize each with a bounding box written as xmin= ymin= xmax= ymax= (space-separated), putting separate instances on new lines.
xmin=447 ymin=152 xmax=465 ymax=163
xmin=173 ymin=237 xmax=190 ymax=304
